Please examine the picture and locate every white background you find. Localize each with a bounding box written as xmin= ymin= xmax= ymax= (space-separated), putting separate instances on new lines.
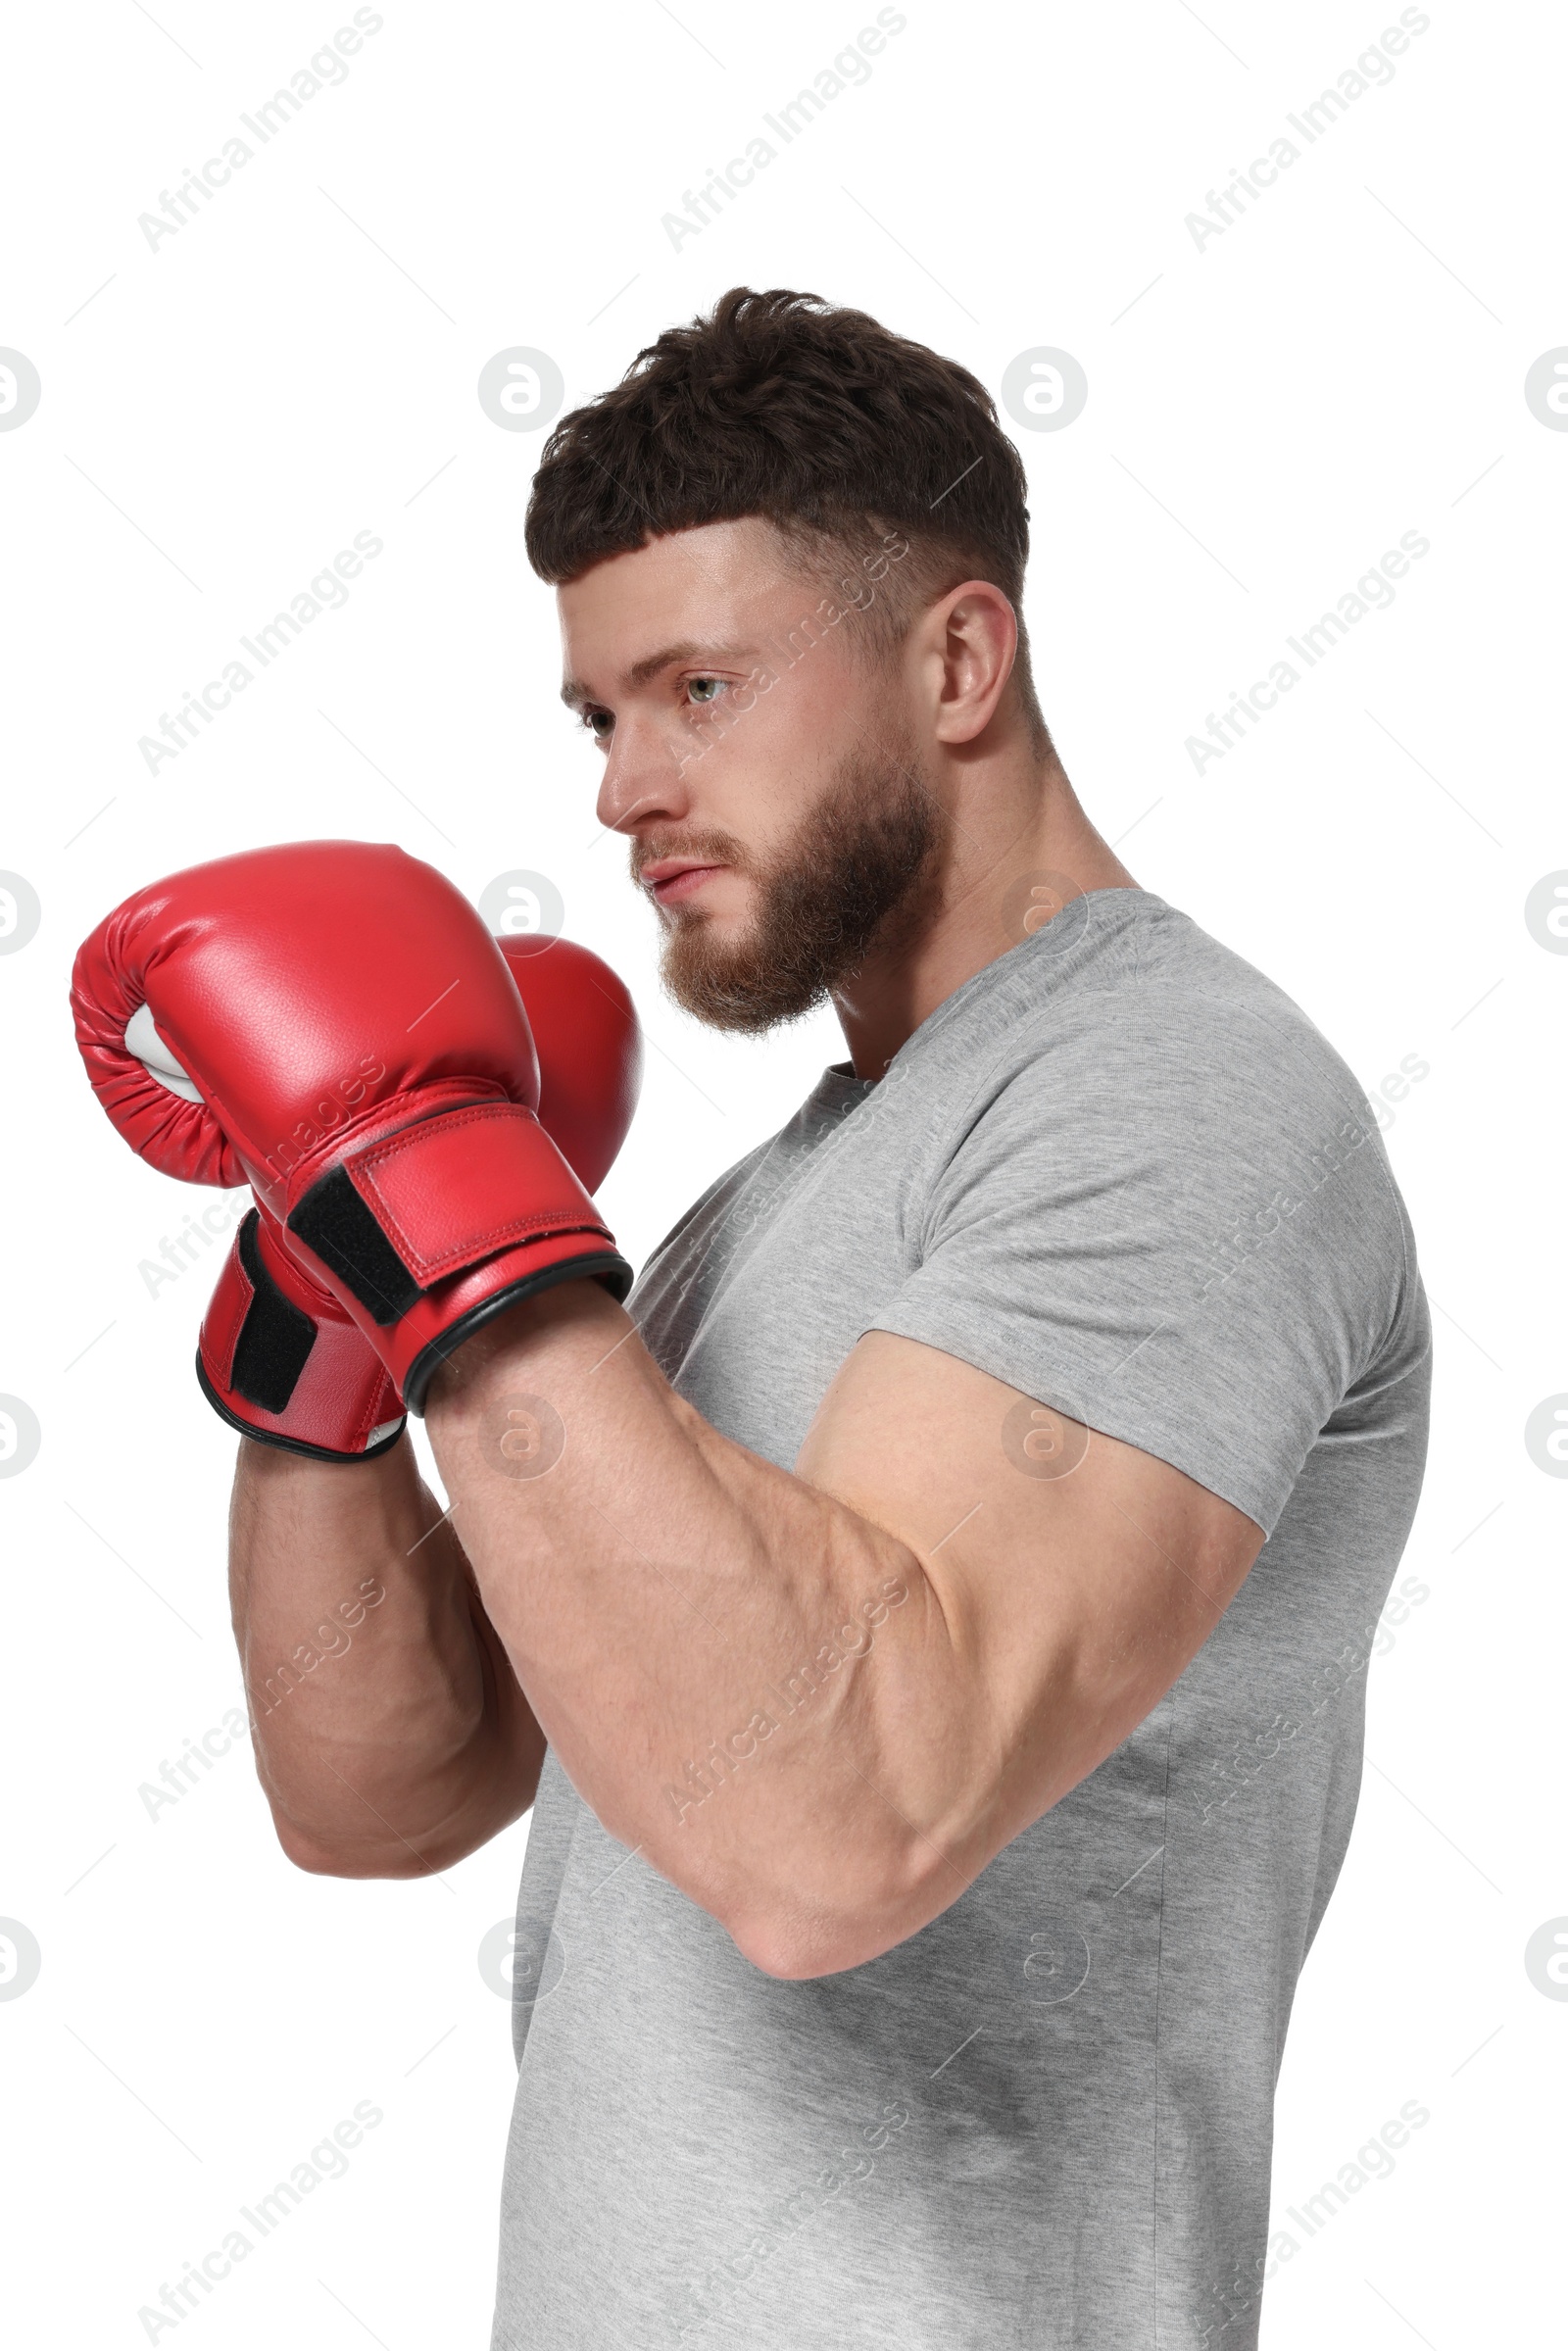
xmin=2 ymin=0 xmax=1564 ymax=2342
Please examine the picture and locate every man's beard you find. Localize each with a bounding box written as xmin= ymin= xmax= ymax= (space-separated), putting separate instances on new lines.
xmin=640 ymin=743 xmax=949 ymax=1034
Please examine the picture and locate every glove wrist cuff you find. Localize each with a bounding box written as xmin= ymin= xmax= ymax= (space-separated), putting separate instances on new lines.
xmin=285 ymin=1101 xmax=613 ymax=1320
xmin=199 ymin=1209 xmax=408 ymax=1460
xmin=281 ymin=1101 xmax=632 ymax=1413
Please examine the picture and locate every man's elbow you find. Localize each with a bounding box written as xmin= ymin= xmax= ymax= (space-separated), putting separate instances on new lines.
xmin=270 ymin=1803 xmax=507 ymax=1880
xmin=259 ymin=1743 xmax=538 ymax=1879
xmin=728 ymin=1918 xmax=857 ymax=1981
xmin=724 ymin=1847 xmax=954 ymax=1983
xmin=272 ymin=1820 xmax=433 ymax=1879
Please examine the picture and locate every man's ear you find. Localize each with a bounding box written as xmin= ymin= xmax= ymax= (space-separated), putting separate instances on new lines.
xmin=927 ymin=581 xmax=1019 ymax=746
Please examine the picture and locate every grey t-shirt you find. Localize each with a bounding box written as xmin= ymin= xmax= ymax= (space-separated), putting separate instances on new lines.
xmin=490 ymin=888 xmax=1431 ymax=2351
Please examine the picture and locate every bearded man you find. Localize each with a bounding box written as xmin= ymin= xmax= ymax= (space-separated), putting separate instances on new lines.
xmin=74 ymin=287 xmax=1430 ymax=2351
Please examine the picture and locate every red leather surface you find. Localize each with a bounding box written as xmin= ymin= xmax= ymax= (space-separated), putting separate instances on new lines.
xmin=202 ymin=1224 xmax=252 ymax=1389
xmin=345 ymin=1101 xmax=611 ymax=1281
xmin=278 ymin=1312 xmax=402 ymax=1451
xmin=71 ymin=841 xmax=543 ymax=1216
xmin=500 ymin=937 xmax=643 ymax=1195
xmin=199 ymin=1200 xmax=403 ymax=1454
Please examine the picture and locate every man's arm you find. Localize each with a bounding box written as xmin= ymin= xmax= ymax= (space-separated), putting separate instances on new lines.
xmin=423 ymin=1280 xmax=1264 ymax=1980
xmin=231 ymin=1436 xmax=544 ymax=1875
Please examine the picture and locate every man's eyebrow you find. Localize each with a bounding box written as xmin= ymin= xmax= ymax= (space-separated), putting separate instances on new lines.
xmin=560 ymin=640 xmax=755 ymax=710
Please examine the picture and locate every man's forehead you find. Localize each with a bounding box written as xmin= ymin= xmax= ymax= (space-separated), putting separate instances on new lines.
xmin=557 ymin=522 xmax=810 ymax=705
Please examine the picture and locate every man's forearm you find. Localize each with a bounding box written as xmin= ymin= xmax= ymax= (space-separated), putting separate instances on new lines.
xmin=230 ymin=1436 xmax=544 ymax=1874
xmin=425 ymin=1284 xmax=972 ymax=1976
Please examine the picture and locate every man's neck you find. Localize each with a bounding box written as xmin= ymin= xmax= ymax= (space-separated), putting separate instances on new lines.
xmin=832 ymin=754 xmax=1138 ymax=1081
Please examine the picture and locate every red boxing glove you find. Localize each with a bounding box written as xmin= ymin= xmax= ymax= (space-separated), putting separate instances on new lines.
xmin=186 ymin=934 xmax=642 ymax=1458
xmin=73 ymin=843 xmax=635 ymax=1416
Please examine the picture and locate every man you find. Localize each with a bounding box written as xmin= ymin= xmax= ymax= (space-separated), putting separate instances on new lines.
xmin=74 ymin=288 xmax=1430 ymax=2349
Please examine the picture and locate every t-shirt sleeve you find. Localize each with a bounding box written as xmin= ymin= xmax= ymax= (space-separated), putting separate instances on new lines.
xmin=867 ymin=991 xmax=1425 ymax=1535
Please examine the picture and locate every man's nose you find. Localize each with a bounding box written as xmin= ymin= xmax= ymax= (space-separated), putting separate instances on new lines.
xmin=596 ymin=716 xmax=694 ymax=837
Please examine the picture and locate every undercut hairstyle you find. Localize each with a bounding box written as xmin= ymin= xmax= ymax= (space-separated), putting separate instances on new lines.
xmin=524 ymin=286 xmax=1051 ymax=750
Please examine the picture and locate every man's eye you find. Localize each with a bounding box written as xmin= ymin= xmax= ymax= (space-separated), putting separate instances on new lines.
xmin=580 ymin=710 xmax=612 ymax=740
xmin=687 ymin=676 xmax=726 ymax=707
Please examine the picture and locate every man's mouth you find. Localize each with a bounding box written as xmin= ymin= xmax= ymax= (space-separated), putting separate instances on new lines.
xmin=639 ymin=857 xmax=729 ymax=907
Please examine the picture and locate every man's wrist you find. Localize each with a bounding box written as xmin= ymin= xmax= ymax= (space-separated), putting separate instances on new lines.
xmin=424 ymin=1277 xmax=629 ymax=1419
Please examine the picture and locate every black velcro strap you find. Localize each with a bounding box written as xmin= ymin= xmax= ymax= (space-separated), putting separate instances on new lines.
xmin=230 ymin=1209 xmax=318 ymax=1413
xmin=286 ymin=1164 xmax=422 ymax=1327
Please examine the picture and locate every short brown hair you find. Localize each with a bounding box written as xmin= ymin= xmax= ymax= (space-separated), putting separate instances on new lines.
xmin=524 ymin=286 xmax=1048 ymax=745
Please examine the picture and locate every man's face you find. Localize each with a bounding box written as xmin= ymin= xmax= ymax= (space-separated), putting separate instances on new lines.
xmin=558 ymin=517 xmax=947 ymax=1031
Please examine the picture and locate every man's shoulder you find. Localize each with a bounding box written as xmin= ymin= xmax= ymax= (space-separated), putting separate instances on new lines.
xmin=920 ymin=891 xmax=1371 ymax=1139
